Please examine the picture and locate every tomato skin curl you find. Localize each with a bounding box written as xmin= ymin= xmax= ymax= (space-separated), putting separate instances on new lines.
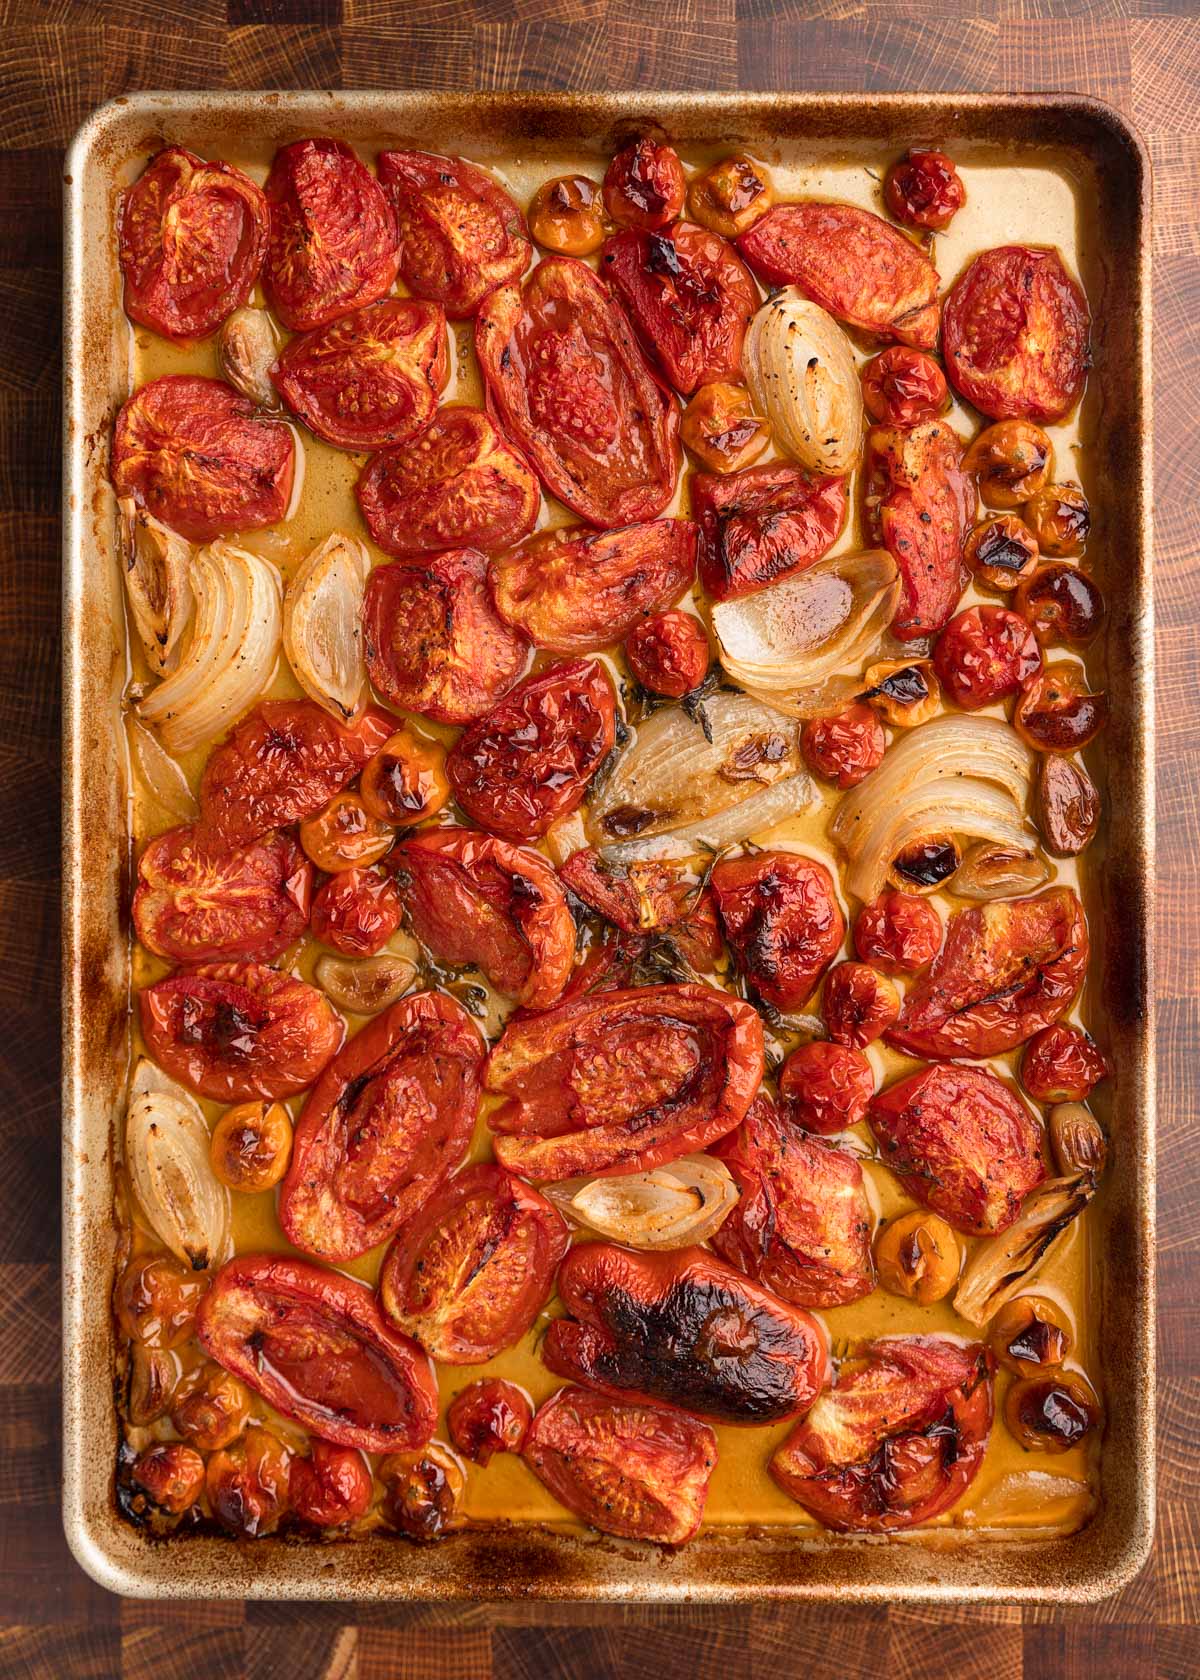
xmin=196 ymin=1253 xmax=438 ymax=1455
xmin=544 ymin=1243 xmax=830 ymax=1425
xmin=770 ymin=1335 xmax=994 ymax=1533
xmin=485 ymin=982 xmax=765 ymax=1181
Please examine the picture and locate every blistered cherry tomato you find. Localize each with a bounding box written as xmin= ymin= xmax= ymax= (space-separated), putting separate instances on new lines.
xmin=289 ymin=1440 xmax=373 ymax=1528
xmin=1023 ymin=483 xmax=1090 ymax=556
xmin=1005 ymin=1372 xmax=1100 ymax=1454
xmin=115 ymin=1255 xmax=207 ymax=1351
xmin=625 ymin=610 xmax=711 ymax=697
xmin=964 ymin=516 xmax=1040 ymax=592
xmin=380 ymin=1444 xmax=465 ymax=1541
xmin=133 ymin=825 xmax=311 ymax=965
xmin=299 ymin=790 xmax=395 ymax=873
xmin=864 ymin=420 xmax=975 ymax=640
xmin=263 ymin=138 xmax=398 ymax=332
xmin=963 ymin=419 xmax=1054 ymax=508
xmin=209 ymin=1100 xmax=293 ymax=1193
xmin=171 ymin=1364 xmax=252 ymax=1452
xmin=206 ymin=1426 xmax=292 ymax=1538
xmin=944 ymin=247 xmax=1089 ymax=422
xmin=448 ymin=1379 xmax=533 ymax=1466
xmin=711 ymin=851 xmax=845 ymax=1012
xmin=988 ymin=1296 xmax=1072 ymax=1376
xmin=130 ymin=1443 xmax=205 ymax=1516
xmin=823 ymin=961 xmax=899 ymax=1048
xmin=311 ymin=865 xmax=403 ymax=958
xmin=119 ymin=146 xmax=268 ymax=341
xmin=1021 ymin=1023 xmax=1108 ymax=1104
xmin=379 ymin=149 xmax=530 ymax=319
xmin=861 ymin=348 xmax=948 ymax=427
xmin=687 ymin=154 xmax=774 ymax=238
xmin=1016 ymin=562 xmax=1105 ymax=648
xmin=857 ymin=659 xmax=941 ymax=728
xmin=778 ymin=1040 xmax=874 ymax=1135
xmin=854 ymin=890 xmax=942 ymax=974
xmin=603 ymin=138 xmax=686 ymax=230
xmin=1037 ymin=753 xmax=1100 ymax=856
xmin=934 ymin=604 xmax=1042 ymax=710
xmin=680 ymin=381 xmax=769 ymax=473
xmin=801 ymin=703 xmax=885 ymax=789
xmin=873 ymin=1211 xmax=961 ymax=1305
xmin=360 ymin=727 xmax=450 ymax=828
xmin=692 ymin=464 xmax=846 ymax=600
xmin=528 ymin=173 xmax=607 ymax=255
xmin=1014 ymin=663 xmax=1108 ymax=751
xmin=885 ymin=148 xmax=966 ymax=231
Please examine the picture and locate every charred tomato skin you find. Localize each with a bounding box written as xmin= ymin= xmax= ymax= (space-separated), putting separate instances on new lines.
xmin=299 ymin=790 xmax=395 ymax=875
xmin=1022 ymin=483 xmax=1090 ymax=558
xmin=692 ymin=464 xmax=847 ymax=601
xmin=963 ymin=419 xmax=1054 ymax=508
xmin=448 ymin=1379 xmax=534 ymax=1465
xmin=1005 ymin=1371 xmax=1101 ymax=1454
xmin=360 ymin=727 xmax=450 ymax=828
xmin=289 ymin=1440 xmax=373 ymax=1528
xmin=860 ymin=347 xmax=949 ymax=428
xmin=778 ymin=1039 xmax=875 ymax=1135
xmin=884 ymin=149 xmax=966 ymax=231
xmin=710 ymin=850 xmax=845 ymax=1013
xmin=625 ymin=609 xmax=711 ymax=698
xmin=1013 ymin=663 xmax=1109 ymax=753
xmin=801 ymin=703 xmax=886 ymax=790
xmin=822 ymin=961 xmax=900 ymax=1049
xmin=933 ymin=604 xmax=1043 ymax=710
xmin=854 ymin=891 xmax=942 ymax=975
xmin=603 ymin=139 xmax=687 ymax=231
xmin=963 ymin=515 xmax=1040 ymax=592
xmin=1037 ymin=753 xmax=1100 ymax=857
xmin=310 ymin=865 xmax=403 ymax=958
xmin=1015 ymin=562 xmax=1105 ymax=648
xmin=1020 ymin=1023 xmax=1108 ymax=1104
xmin=863 ymin=419 xmax=975 ymax=641
xmin=379 ymin=149 xmax=531 ymax=319
xmin=133 ymin=825 xmax=312 ymax=965
xmin=115 ymin=1255 xmax=207 ymax=1351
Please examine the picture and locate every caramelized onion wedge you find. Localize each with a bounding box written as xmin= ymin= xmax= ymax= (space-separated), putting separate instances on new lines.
xmin=744 ymin=289 xmax=864 ymax=474
xmin=137 ymin=541 xmax=282 ymax=755
xmin=951 ymin=840 xmax=1051 ymax=901
xmin=314 ymin=950 xmax=419 ymax=1015
xmin=126 ymin=1057 xmax=231 ymax=1271
xmin=953 ymin=1173 xmax=1093 ymax=1327
xmin=545 ymin=1155 xmax=738 ymax=1250
xmin=118 ymin=497 xmax=194 ymax=676
xmin=283 ymin=531 xmax=370 ymax=723
xmin=601 ymin=772 xmax=815 ymax=863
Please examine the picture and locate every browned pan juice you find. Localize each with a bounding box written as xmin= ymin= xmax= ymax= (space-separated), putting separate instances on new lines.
xmin=117 ymin=135 xmax=1107 ymax=1539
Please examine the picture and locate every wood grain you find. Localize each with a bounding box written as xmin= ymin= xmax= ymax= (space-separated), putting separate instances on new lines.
xmin=0 ymin=1 xmax=1196 ymax=1674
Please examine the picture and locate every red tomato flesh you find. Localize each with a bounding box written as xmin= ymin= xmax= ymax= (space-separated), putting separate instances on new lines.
xmin=863 ymin=420 xmax=975 ymax=640
xmin=133 ymin=825 xmax=311 ymax=964
xmin=379 ymin=149 xmax=532 ymax=319
xmin=692 ymin=464 xmax=847 ymax=601
xmin=710 ymin=850 xmax=845 ymax=1012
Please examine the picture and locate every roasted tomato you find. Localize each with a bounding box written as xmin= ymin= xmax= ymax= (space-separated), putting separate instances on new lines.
xmin=713 ymin=1095 xmax=875 ymax=1309
xmin=199 ymin=699 xmax=394 ymax=848
xmin=379 ymin=1164 xmax=570 ymax=1364
xmin=801 ymin=703 xmax=886 ymax=790
xmin=934 ymin=604 xmax=1042 ymax=710
xmin=171 ymin=1363 xmax=251 ymax=1452
xmin=360 ymin=727 xmax=450 ymax=828
xmin=448 ymin=1379 xmax=533 ymax=1465
xmin=486 ymin=982 xmax=763 ymax=1180
xmin=378 ymin=149 xmax=531 ymax=319
xmin=476 ymin=256 xmax=680 ymax=528
xmin=738 ymin=202 xmax=941 ymax=349
xmin=1037 ymin=753 xmax=1100 ymax=857
xmin=600 ymin=223 xmax=759 ymax=395
xmin=198 ymin=1253 xmax=437 ymax=1452
xmin=129 ymin=1443 xmax=205 ymax=1517
xmin=290 ymin=1440 xmax=373 ymax=1528
xmin=854 ymin=890 xmax=942 ymax=975
xmin=1014 ymin=663 xmax=1108 ymax=753
xmin=119 ymin=146 xmax=268 ymax=341
xmin=963 ymin=515 xmax=1040 ymax=591
xmin=988 ymin=1295 xmax=1071 ymax=1376
xmin=1022 ymin=483 xmax=1090 ymax=557
xmin=133 ymin=825 xmax=311 ymax=965
xmin=447 ymin=658 xmax=616 ymax=841
xmin=687 ymin=154 xmax=774 ymax=238
xmin=943 ymin=246 xmax=1090 ymax=422
xmin=115 ymin=1255 xmax=207 ymax=1350
xmin=692 ymin=464 xmax=847 ymax=601
xmin=1021 ymin=1023 xmax=1108 ymax=1104
xmin=625 ymin=610 xmax=711 ymax=698
xmin=379 ymin=1444 xmax=465 ymax=1539
xmin=962 ymin=419 xmax=1054 ymax=508
xmin=299 ymin=790 xmax=394 ymax=874
xmin=525 ymin=1385 xmax=716 ymax=1544
xmin=861 ymin=348 xmax=948 ymax=428
xmin=857 ymin=659 xmax=941 ymax=728
xmin=489 ymin=519 xmax=697 ymax=655
xmin=888 ymin=888 xmax=1088 ymax=1059
xmin=863 ymin=420 xmax=975 ymax=640
xmin=870 ymin=1063 xmax=1046 ymax=1235
xmin=884 ymin=149 xmax=966 ymax=231
xmin=111 ymin=375 xmax=294 ymax=542
xmin=603 ymin=138 xmax=686 ymax=231
xmin=558 ymin=850 xmax=696 ymax=937
xmin=823 ymin=961 xmax=900 ymax=1048
xmin=680 ymin=381 xmax=770 ymax=474
xmin=1015 ymin=562 xmax=1105 ymax=647
xmin=545 ymin=1243 xmax=829 ymax=1425
xmin=357 ymin=407 xmax=540 ymax=559
xmin=778 ymin=1040 xmax=874 ymax=1135
xmin=770 ymin=1336 xmax=993 ymax=1533
xmin=391 ymin=829 xmax=575 ymax=1010
xmin=263 ymin=138 xmax=399 ymax=332
xmin=311 ymin=865 xmax=403 ymax=958
xmin=710 ymin=851 xmax=845 ymax=1013
xmin=528 ymin=174 xmax=607 ymax=256
xmin=279 ymin=991 xmax=484 ymax=1261
xmin=1005 ymin=1372 xmax=1101 ymax=1454
xmin=874 ymin=1212 xmax=961 ymax=1305
xmin=271 ymin=298 xmax=448 ymax=451
xmin=363 ymin=549 xmax=529 ymax=726
xmin=205 ymin=1426 xmax=292 ymax=1537
xmin=139 ymin=962 xmax=344 ymax=1102
xmin=209 ymin=1099 xmax=293 ymax=1193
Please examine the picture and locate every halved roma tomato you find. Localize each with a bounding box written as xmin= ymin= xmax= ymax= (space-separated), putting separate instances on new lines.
xmin=691 ymin=464 xmax=847 ymax=601
xmin=289 ymin=1440 xmax=373 ymax=1528
xmin=446 ymin=658 xmax=616 ymax=841
xmin=713 ymin=1095 xmax=875 ymax=1309
xmin=263 ymin=138 xmax=399 ymax=332
xmin=738 ymin=202 xmax=941 ymax=349
xmin=133 ymin=825 xmax=311 ymax=964
xmin=271 ymin=298 xmax=448 ymax=451
xmin=486 ymin=982 xmax=763 ymax=1180
xmin=943 ymin=246 xmax=1090 ymax=422
xmin=778 ymin=1039 xmax=874 ymax=1135
xmin=863 ymin=420 xmax=975 ymax=640
xmin=111 ymin=375 xmax=295 ymax=542
xmin=390 ymin=829 xmax=575 ymax=1011
xmin=378 ymin=149 xmax=532 ymax=319
xmin=119 ymin=146 xmax=268 ymax=341
xmin=934 ymin=604 xmax=1042 ymax=710
xmin=600 ymin=223 xmax=759 ymax=395
xmin=362 ymin=548 xmax=529 ymax=726
xmin=602 ymin=139 xmax=687 ymax=232
xmin=311 ymin=865 xmax=403 ymax=957
xmin=379 ymin=1164 xmax=569 ymax=1363
xmin=886 ymin=887 xmax=1089 ymax=1058
xmin=558 ymin=850 xmax=697 ymax=937
xmin=357 ymin=407 xmax=540 ymax=559
xmin=544 ymin=1243 xmax=829 ymax=1425
xmin=770 ymin=1335 xmax=993 ymax=1533
xmin=199 ymin=699 xmax=395 ymax=847
xmin=869 ymin=1063 xmax=1046 ymax=1235
xmin=476 ymin=255 xmax=680 ymax=528
xmin=139 ymin=962 xmax=345 ymax=1102
xmin=278 ymin=991 xmax=484 ymax=1261
xmin=197 ymin=1254 xmax=438 ymax=1454
xmin=524 ymin=1386 xmax=716 ymax=1545
xmin=709 ymin=850 xmax=845 ymax=1013
xmin=488 ymin=519 xmax=697 ymax=655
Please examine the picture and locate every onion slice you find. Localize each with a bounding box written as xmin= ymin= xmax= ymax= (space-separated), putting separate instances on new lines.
xmin=601 ymin=772 xmax=815 ymax=863
xmin=544 ymin=1155 xmax=738 ymax=1249
xmin=137 ymin=540 xmax=282 ymax=755
xmin=744 ymin=289 xmax=864 ymax=474
xmin=125 ymin=716 xmax=198 ymax=822
xmin=118 ymin=496 xmax=194 ymax=676
xmin=125 ymin=1057 xmax=231 ymax=1271
xmin=283 ymin=530 xmax=371 ymax=722
xmin=953 ymin=1173 xmax=1093 ymax=1327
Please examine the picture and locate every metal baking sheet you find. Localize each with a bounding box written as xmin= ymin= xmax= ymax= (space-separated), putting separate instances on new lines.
xmin=61 ymin=90 xmax=1155 ymax=1603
